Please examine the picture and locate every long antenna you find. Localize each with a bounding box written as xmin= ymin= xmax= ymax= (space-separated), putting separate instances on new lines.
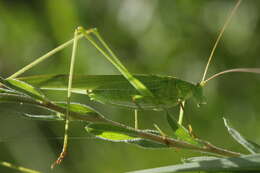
xmin=203 ymin=68 xmax=260 ymax=84
xmin=201 ymin=0 xmax=242 ymax=84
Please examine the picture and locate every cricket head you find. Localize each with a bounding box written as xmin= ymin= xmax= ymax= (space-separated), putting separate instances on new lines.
xmin=193 ymin=83 xmax=206 ymax=107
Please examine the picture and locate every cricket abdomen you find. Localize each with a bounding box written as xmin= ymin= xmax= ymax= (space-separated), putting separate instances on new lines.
xmin=18 ymin=74 xmax=198 ymax=110
xmin=86 ymin=75 xmax=196 ymax=110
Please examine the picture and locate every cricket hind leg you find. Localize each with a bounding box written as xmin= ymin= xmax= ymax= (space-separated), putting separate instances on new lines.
xmin=77 ymin=27 xmax=160 ymax=130
xmin=78 ymin=27 xmax=156 ymax=100
xmin=51 ymin=26 xmax=152 ymax=167
xmin=51 ymin=27 xmax=81 ymax=169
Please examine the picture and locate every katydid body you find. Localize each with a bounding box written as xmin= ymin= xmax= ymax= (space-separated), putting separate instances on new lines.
xmin=19 ymin=74 xmax=204 ymax=110
xmin=5 ymin=0 xmax=251 ymax=168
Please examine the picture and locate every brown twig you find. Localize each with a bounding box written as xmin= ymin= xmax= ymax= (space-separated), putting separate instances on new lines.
xmin=37 ymin=99 xmax=242 ymax=158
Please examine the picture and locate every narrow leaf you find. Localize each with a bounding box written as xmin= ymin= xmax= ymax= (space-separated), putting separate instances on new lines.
xmin=0 ymin=93 xmax=58 ymax=120
xmin=166 ymin=112 xmax=203 ymax=146
xmin=0 ymin=88 xmax=19 ymax=94
xmin=0 ymin=77 xmax=46 ymax=100
xmin=174 ymin=125 xmax=201 ymax=146
xmin=166 ymin=112 xmax=202 ymax=147
xmin=131 ymin=139 xmax=167 ymax=149
xmin=86 ymin=123 xmax=138 ymax=137
xmin=224 ymin=118 xmax=260 ymax=154
xmin=183 ymin=156 xmax=220 ymax=163
xmin=128 ymin=153 xmax=260 ymax=173
xmin=55 ymin=102 xmax=103 ymax=119
xmin=0 ymin=93 xmax=40 ymax=105
xmin=85 ymin=124 xmax=168 ymax=149
xmin=22 ymin=113 xmax=64 ymax=121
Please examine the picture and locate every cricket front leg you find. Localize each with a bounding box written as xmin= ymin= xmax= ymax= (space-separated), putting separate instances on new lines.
xmin=8 ymin=33 xmax=83 ymax=79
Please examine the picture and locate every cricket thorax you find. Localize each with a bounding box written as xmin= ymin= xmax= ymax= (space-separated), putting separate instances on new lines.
xmin=192 ymin=83 xmax=206 ymax=107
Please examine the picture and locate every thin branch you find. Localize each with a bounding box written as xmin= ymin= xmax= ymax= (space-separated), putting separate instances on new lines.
xmin=37 ymin=99 xmax=242 ymax=158
xmin=0 ymin=93 xmax=242 ymax=158
xmin=0 ymin=160 xmax=40 ymax=173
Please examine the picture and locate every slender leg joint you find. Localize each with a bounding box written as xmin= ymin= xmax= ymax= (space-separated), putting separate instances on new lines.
xmin=51 ymin=149 xmax=67 ymax=169
xmin=77 ymin=26 xmax=97 ymax=36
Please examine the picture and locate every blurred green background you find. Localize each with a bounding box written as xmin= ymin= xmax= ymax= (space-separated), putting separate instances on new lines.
xmin=0 ymin=0 xmax=260 ymax=173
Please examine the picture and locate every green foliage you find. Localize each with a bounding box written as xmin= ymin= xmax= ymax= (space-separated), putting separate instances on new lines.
xmin=0 ymin=0 xmax=260 ymax=173
xmin=167 ymin=112 xmax=203 ymax=147
xmin=224 ymin=118 xmax=260 ymax=154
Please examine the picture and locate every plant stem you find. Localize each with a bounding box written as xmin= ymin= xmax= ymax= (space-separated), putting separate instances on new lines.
xmin=0 ymin=160 xmax=41 ymax=173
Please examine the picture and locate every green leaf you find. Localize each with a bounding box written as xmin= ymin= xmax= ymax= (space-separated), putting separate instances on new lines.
xmin=86 ymin=123 xmax=138 ymax=137
xmin=131 ymin=138 xmax=168 ymax=149
xmin=0 ymin=93 xmax=39 ymax=105
xmin=0 ymin=88 xmax=19 ymax=94
xmin=56 ymin=102 xmax=98 ymax=115
xmin=0 ymin=93 xmax=59 ymax=120
xmin=55 ymin=102 xmax=103 ymax=120
xmin=167 ymin=112 xmax=202 ymax=147
xmin=0 ymin=92 xmax=103 ymax=122
xmin=85 ymin=124 xmax=168 ymax=149
xmin=128 ymin=153 xmax=260 ymax=173
xmin=224 ymin=118 xmax=260 ymax=154
xmin=166 ymin=112 xmax=178 ymax=132
xmin=0 ymin=77 xmax=46 ymax=100
xmin=21 ymin=102 xmax=103 ymax=121
xmin=174 ymin=125 xmax=201 ymax=146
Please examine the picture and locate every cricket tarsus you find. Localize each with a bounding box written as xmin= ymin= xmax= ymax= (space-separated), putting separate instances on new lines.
xmin=51 ymin=149 xmax=67 ymax=169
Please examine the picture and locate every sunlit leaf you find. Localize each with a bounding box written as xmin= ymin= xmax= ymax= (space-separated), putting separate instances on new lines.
xmin=85 ymin=123 xmax=168 ymax=149
xmin=55 ymin=102 xmax=103 ymax=120
xmin=128 ymin=153 xmax=260 ymax=173
xmin=22 ymin=113 xmax=64 ymax=121
xmin=183 ymin=156 xmax=220 ymax=163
